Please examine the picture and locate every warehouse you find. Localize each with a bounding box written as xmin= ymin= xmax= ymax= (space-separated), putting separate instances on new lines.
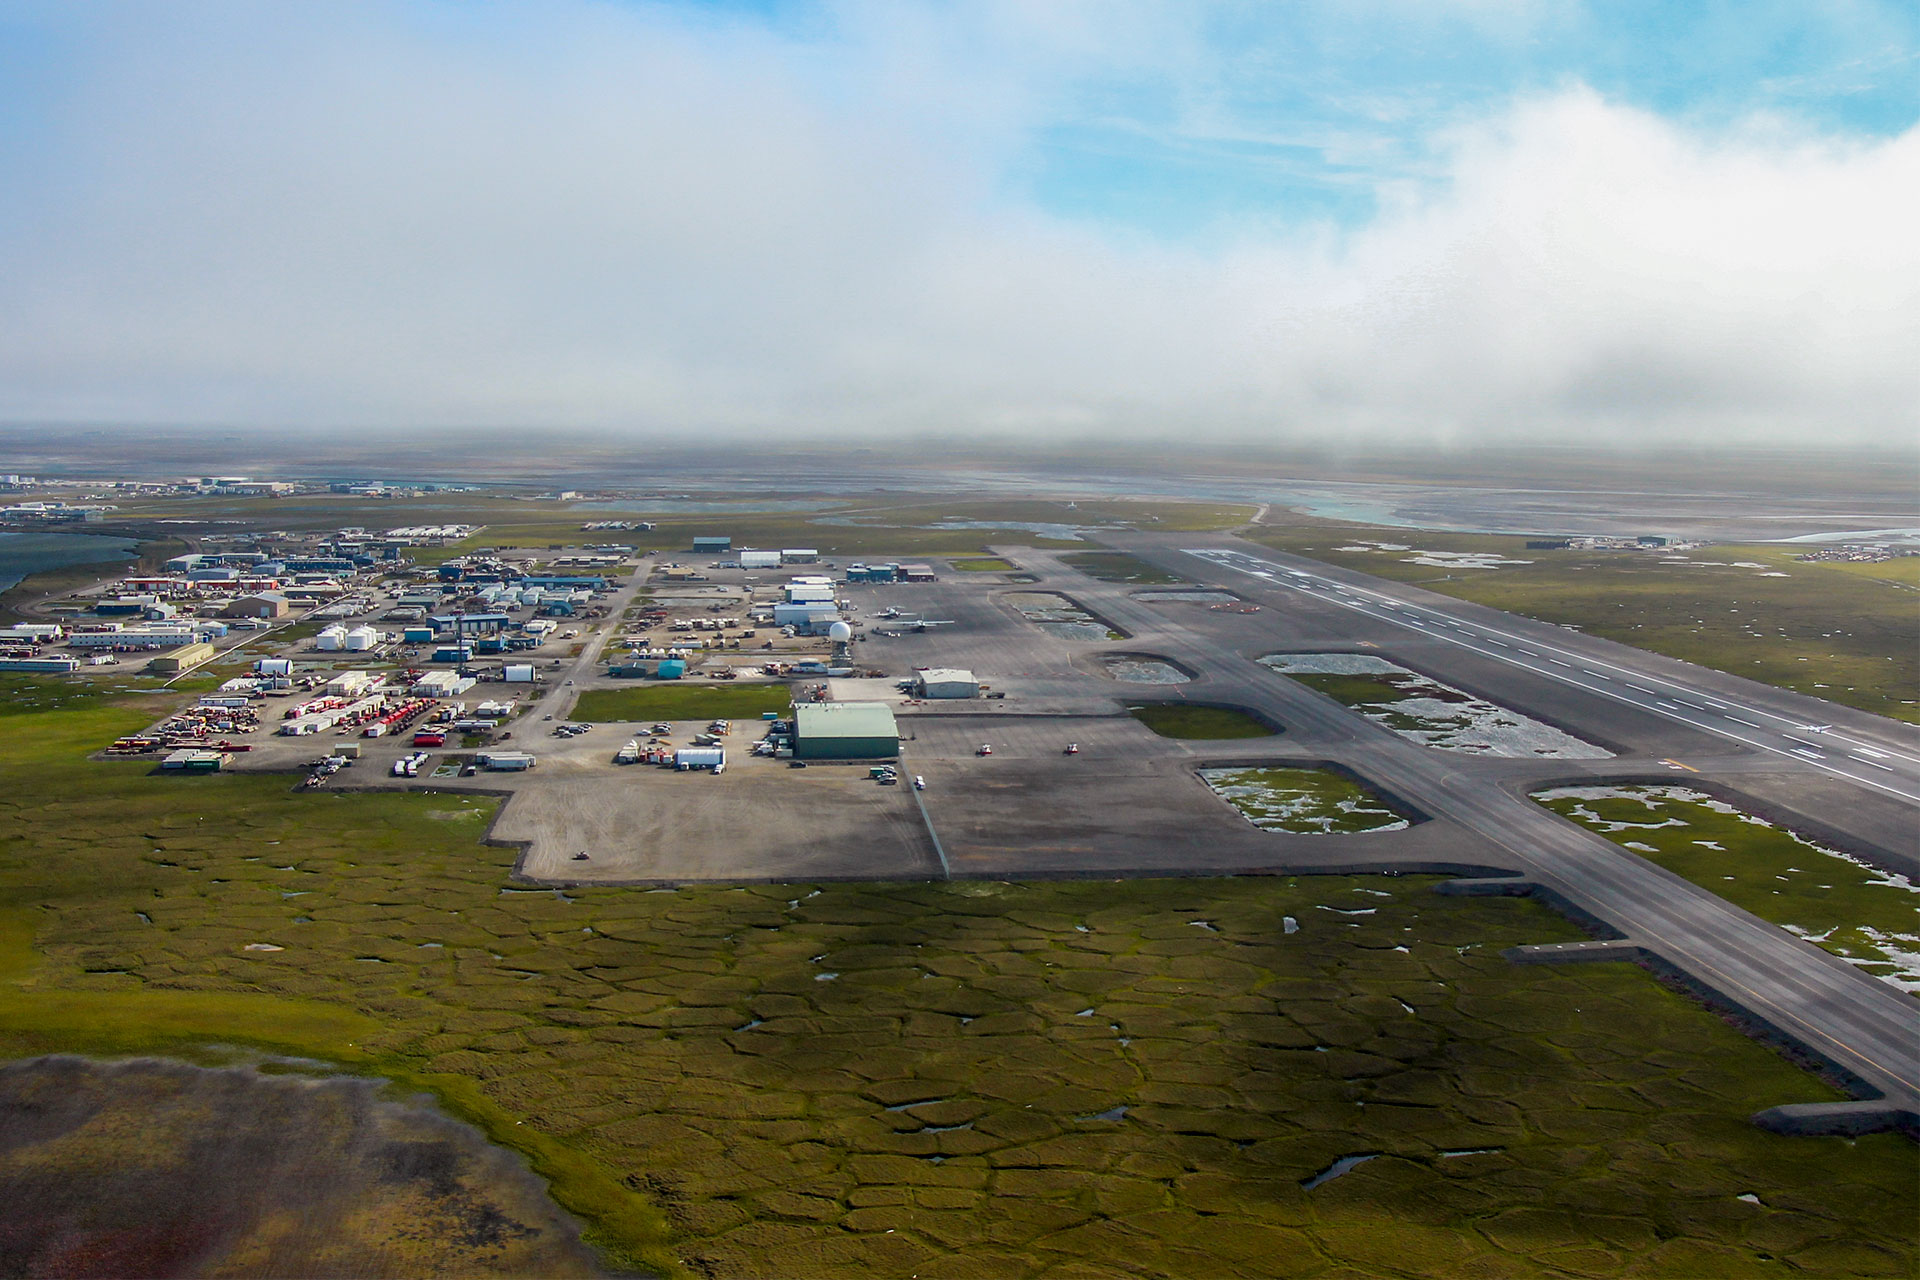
xmin=221 ymin=591 xmax=289 ymax=619
xmin=914 ymin=668 xmax=979 ymax=699
xmin=739 ymin=550 xmax=782 ymax=570
xmin=146 ymin=642 xmax=218 ymax=673
xmin=692 ymin=536 xmax=731 ymax=553
xmin=792 ymin=702 xmax=899 ymax=760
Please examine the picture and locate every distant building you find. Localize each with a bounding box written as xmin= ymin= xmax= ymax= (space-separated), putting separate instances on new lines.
xmin=692 ymin=536 xmax=732 ymax=553
xmin=220 ymin=592 xmax=289 ymax=619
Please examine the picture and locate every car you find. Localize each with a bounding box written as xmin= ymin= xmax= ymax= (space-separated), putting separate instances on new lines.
xmin=544 ymin=713 xmax=554 ymax=720
xmin=913 ymin=775 xmax=925 ymax=790
xmin=565 ymin=679 xmax=574 ymax=686
xmin=788 ymin=760 xmax=808 ymax=768
xmin=1064 ymin=743 xmax=1079 ymax=755
xmin=976 ymin=744 xmax=992 ymax=756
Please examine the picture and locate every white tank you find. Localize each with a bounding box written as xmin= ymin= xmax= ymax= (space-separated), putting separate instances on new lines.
xmin=315 ymin=624 xmax=348 ymax=651
xmin=344 ymin=625 xmax=379 ymax=651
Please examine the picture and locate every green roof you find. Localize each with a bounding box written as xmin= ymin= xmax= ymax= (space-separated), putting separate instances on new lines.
xmin=794 ymin=701 xmax=899 ymax=741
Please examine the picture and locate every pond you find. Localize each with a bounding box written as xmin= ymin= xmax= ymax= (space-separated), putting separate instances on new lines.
xmin=0 ymin=1056 xmax=603 ymax=1277
xmin=1262 ymin=653 xmax=1611 ymax=759
xmin=1199 ymin=767 xmax=1409 ymax=834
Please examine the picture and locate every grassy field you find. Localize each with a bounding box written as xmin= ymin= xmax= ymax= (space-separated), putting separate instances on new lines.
xmin=1060 ymin=551 xmax=1185 ymax=585
xmin=0 ymin=696 xmax=1912 ymax=1275
xmin=1538 ymin=785 xmax=1920 ymax=997
xmin=1246 ymin=525 xmax=1920 ymax=723
xmin=571 ymin=683 xmax=794 ymax=722
xmin=1129 ymin=704 xmax=1275 ymax=739
xmin=1199 ymin=766 xmax=1409 ymax=834
xmin=950 ymin=557 xmax=1017 ymax=572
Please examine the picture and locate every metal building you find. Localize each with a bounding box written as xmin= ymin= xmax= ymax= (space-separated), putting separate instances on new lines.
xmin=792 ymin=702 xmax=900 ymax=760
xmin=915 ymin=668 xmax=979 ymax=699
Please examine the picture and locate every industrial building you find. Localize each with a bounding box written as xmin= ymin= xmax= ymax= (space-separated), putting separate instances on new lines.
xmin=739 ymin=550 xmax=782 ymax=570
xmin=221 ymin=591 xmax=289 ymax=619
xmin=692 ymin=536 xmax=731 ymax=553
xmin=772 ymin=602 xmax=841 ymax=633
xmin=914 ymin=668 xmax=979 ymax=699
xmin=792 ymin=702 xmax=900 ymax=760
xmin=145 ymin=642 xmax=218 ymax=673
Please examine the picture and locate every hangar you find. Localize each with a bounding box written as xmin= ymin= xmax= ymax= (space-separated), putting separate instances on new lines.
xmin=914 ymin=668 xmax=979 ymax=699
xmin=793 ymin=702 xmax=900 ymax=760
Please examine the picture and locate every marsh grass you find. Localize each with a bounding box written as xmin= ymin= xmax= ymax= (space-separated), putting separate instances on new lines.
xmin=0 ymin=696 xmax=1911 ymax=1276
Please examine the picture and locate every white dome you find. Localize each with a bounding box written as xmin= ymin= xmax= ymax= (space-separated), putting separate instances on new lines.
xmin=827 ymin=621 xmax=853 ymax=642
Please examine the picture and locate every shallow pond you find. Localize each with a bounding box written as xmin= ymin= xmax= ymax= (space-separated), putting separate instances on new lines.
xmin=1200 ymin=766 xmax=1409 ymax=834
xmin=1539 ymin=784 xmax=1920 ymax=994
xmin=0 ymin=1056 xmax=603 ymax=1277
xmin=1262 ymin=653 xmax=1612 ymax=759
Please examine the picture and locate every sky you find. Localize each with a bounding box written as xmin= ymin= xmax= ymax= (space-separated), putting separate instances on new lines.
xmin=0 ymin=0 xmax=1916 ymax=445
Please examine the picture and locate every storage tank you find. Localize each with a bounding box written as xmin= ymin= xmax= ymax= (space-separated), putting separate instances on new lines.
xmin=315 ymin=625 xmax=348 ymax=651
xmin=344 ymin=625 xmax=379 ymax=651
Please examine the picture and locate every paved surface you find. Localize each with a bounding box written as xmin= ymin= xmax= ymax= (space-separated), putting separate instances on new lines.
xmin=967 ymin=534 xmax=1919 ymax=1125
xmin=213 ymin=536 xmax=1917 ymax=1124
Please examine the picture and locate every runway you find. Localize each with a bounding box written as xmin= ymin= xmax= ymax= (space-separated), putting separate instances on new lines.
xmin=1003 ymin=534 xmax=1920 ymax=1125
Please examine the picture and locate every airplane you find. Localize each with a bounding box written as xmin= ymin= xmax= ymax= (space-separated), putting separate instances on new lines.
xmin=1799 ymin=724 xmax=1833 ymax=734
xmin=908 ymin=618 xmax=956 ymax=632
xmin=877 ymin=606 xmax=903 ymax=619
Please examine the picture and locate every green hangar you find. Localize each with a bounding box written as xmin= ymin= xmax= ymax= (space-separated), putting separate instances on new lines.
xmin=793 ymin=702 xmax=900 ymax=760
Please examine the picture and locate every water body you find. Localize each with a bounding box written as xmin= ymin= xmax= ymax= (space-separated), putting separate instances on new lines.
xmin=1263 ymin=653 xmax=1612 ymax=759
xmin=0 ymin=530 xmax=139 ymax=594
xmin=0 ymin=1056 xmax=603 ymax=1278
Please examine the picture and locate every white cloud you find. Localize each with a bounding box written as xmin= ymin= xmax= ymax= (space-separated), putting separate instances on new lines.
xmin=0 ymin=3 xmax=1913 ymax=444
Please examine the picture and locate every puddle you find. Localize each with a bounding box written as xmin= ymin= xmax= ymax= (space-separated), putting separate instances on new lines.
xmin=1078 ymin=1106 xmax=1129 ymax=1123
xmin=1302 ymin=1153 xmax=1379 ymax=1190
xmin=1283 ymin=916 xmax=1299 ymax=934
xmin=1262 ymin=653 xmax=1612 ymax=759
xmin=1442 ymin=1147 xmax=1504 ymax=1159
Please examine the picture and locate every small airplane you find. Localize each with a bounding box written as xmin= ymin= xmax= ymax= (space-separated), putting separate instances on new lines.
xmin=905 ymin=617 xmax=957 ymax=632
xmin=877 ymin=606 xmax=903 ymax=619
xmin=1799 ymin=724 xmax=1833 ymax=734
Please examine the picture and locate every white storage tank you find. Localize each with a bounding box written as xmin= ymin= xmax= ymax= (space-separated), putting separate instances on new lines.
xmin=344 ymin=625 xmax=380 ymax=651
xmin=315 ymin=624 xmax=348 ymax=651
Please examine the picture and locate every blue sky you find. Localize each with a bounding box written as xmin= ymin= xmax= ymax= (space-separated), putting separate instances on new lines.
xmin=668 ymin=0 xmax=1920 ymax=237
xmin=0 ymin=0 xmax=1914 ymax=439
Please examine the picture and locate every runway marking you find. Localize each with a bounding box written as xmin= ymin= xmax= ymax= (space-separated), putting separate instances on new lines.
xmin=1661 ymin=759 xmax=1699 ymax=772
xmin=1181 ymin=545 xmax=1920 ymax=804
xmin=1853 ymin=755 xmax=1895 ymax=771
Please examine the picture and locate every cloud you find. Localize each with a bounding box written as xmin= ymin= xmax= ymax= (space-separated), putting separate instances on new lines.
xmin=0 ymin=2 xmax=1913 ymax=444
